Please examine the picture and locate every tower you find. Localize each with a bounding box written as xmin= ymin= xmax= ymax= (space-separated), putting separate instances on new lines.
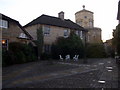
xmin=75 ymin=5 xmax=94 ymax=28
xmin=75 ymin=6 xmax=102 ymax=43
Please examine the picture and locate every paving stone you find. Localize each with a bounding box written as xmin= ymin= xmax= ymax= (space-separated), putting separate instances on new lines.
xmin=2 ymin=58 xmax=119 ymax=88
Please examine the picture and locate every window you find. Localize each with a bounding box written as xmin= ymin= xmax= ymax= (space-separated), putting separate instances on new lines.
xmin=44 ymin=45 xmax=51 ymax=53
xmin=77 ymin=20 xmax=82 ymax=26
xmin=80 ymin=31 xmax=83 ymax=39
xmin=89 ymin=21 xmax=93 ymax=27
xmin=2 ymin=39 xmax=8 ymax=50
xmin=76 ymin=31 xmax=82 ymax=38
xmin=78 ymin=21 xmax=82 ymax=26
xmin=76 ymin=31 xmax=79 ymax=35
xmin=0 ymin=20 xmax=8 ymax=28
xmin=44 ymin=26 xmax=50 ymax=35
xmin=64 ymin=30 xmax=69 ymax=38
xmin=84 ymin=16 xmax=87 ymax=19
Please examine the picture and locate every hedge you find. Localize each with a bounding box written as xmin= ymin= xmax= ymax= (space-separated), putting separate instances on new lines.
xmin=2 ymin=42 xmax=37 ymax=67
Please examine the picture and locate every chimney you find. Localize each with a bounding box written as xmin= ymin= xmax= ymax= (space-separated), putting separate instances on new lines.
xmin=58 ymin=11 xmax=64 ymax=20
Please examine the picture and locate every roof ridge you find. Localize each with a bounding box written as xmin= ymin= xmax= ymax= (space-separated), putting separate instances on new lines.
xmin=24 ymin=14 xmax=85 ymax=31
xmin=41 ymin=14 xmax=70 ymax=21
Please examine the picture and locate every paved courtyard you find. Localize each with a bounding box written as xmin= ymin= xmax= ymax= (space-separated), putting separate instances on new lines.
xmin=2 ymin=58 xmax=119 ymax=89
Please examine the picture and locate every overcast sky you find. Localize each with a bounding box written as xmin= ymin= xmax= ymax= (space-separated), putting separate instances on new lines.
xmin=0 ymin=0 xmax=119 ymax=41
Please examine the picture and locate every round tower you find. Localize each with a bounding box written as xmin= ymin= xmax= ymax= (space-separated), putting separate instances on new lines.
xmin=75 ymin=6 xmax=102 ymax=43
xmin=75 ymin=5 xmax=94 ymax=28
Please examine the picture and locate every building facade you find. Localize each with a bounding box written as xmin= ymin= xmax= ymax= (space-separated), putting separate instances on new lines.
xmin=1 ymin=14 xmax=32 ymax=50
xmin=24 ymin=12 xmax=86 ymax=53
xmin=75 ymin=6 xmax=102 ymax=43
xmin=117 ymin=0 xmax=120 ymax=23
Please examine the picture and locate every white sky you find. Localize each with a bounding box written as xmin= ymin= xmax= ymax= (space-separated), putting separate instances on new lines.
xmin=0 ymin=0 xmax=119 ymax=42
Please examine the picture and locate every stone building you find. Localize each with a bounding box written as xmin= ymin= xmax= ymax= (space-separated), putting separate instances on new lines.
xmin=104 ymin=39 xmax=113 ymax=56
xmin=75 ymin=5 xmax=102 ymax=43
xmin=117 ymin=0 xmax=120 ymax=23
xmin=24 ymin=12 xmax=86 ymax=53
xmin=1 ymin=13 xmax=32 ymax=50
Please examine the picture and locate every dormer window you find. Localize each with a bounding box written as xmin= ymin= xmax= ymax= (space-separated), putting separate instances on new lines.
xmin=19 ymin=33 xmax=27 ymax=39
xmin=0 ymin=20 xmax=8 ymax=29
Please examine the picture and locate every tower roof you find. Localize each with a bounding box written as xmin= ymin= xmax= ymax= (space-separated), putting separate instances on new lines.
xmin=75 ymin=8 xmax=94 ymax=15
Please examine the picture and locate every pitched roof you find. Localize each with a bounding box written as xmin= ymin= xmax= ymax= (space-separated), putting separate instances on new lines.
xmin=1 ymin=13 xmax=33 ymax=39
xmin=24 ymin=14 xmax=86 ymax=31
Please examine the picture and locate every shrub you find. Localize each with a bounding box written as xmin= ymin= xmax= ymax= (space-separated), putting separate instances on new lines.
xmin=2 ymin=42 xmax=37 ymax=67
xmin=2 ymin=50 xmax=13 ymax=66
xmin=86 ymin=43 xmax=107 ymax=58
xmin=51 ymin=31 xmax=84 ymax=59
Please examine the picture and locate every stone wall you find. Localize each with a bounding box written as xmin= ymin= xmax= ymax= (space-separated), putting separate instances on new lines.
xmin=75 ymin=10 xmax=94 ymax=28
xmin=86 ymin=28 xmax=102 ymax=43
xmin=24 ymin=24 xmax=71 ymax=45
